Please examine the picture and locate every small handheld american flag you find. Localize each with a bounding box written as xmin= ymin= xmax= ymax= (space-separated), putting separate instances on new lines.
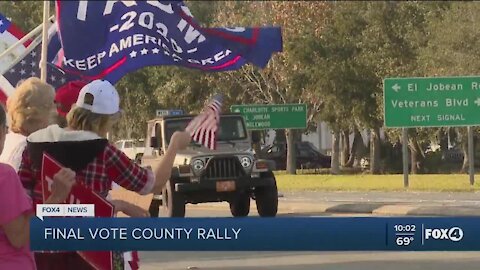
xmin=185 ymin=95 xmax=223 ymax=150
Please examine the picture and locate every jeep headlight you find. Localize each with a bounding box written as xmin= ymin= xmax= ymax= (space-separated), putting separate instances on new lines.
xmin=240 ymin=156 xmax=253 ymax=168
xmin=192 ymin=159 xmax=205 ymax=171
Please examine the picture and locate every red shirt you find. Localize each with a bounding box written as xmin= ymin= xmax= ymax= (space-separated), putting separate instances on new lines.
xmin=19 ymin=143 xmax=154 ymax=206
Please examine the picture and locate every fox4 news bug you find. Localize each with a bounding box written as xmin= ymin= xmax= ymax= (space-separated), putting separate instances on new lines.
xmin=424 ymin=227 xmax=464 ymax=242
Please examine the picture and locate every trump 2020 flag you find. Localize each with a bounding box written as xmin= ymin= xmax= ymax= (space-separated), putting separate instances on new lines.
xmin=186 ymin=95 xmax=223 ymax=150
xmin=0 ymin=12 xmax=31 ymax=103
xmin=55 ymin=1 xmax=282 ymax=83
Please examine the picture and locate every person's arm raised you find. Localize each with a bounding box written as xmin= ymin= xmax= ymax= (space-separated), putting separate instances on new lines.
xmin=151 ymin=131 xmax=191 ymax=193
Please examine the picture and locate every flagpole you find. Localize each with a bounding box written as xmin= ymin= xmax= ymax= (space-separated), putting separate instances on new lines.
xmin=40 ymin=0 xmax=50 ymax=82
xmin=0 ymin=15 xmax=54 ymax=62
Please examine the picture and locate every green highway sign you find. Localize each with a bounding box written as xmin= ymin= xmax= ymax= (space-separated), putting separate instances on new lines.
xmin=231 ymin=104 xmax=307 ymax=130
xmin=384 ymin=76 xmax=480 ymax=127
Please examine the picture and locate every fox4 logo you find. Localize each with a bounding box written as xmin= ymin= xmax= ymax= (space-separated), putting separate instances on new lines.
xmin=424 ymin=227 xmax=464 ymax=242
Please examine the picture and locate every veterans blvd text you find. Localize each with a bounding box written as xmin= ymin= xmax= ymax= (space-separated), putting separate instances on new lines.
xmin=44 ymin=227 xmax=242 ymax=240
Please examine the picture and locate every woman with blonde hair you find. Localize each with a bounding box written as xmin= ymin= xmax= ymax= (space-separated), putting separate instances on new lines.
xmin=0 ymin=102 xmax=77 ymax=270
xmin=19 ymin=80 xmax=191 ymax=270
xmin=0 ymin=77 xmax=55 ymax=171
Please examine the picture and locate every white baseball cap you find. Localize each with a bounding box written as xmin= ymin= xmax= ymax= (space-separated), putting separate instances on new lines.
xmin=75 ymin=80 xmax=120 ymax=115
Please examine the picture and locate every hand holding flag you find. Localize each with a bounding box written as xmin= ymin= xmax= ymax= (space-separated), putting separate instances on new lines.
xmin=186 ymin=95 xmax=223 ymax=150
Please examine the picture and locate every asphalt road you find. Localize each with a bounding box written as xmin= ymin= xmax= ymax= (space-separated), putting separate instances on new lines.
xmin=140 ymin=251 xmax=480 ymax=270
xmin=138 ymin=205 xmax=480 ymax=270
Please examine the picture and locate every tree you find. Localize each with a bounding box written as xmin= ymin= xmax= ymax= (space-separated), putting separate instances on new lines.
xmin=419 ymin=2 xmax=479 ymax=173
xmin=0 ymin=1 xmax=46 ymax=32
xmin=113 ymin=68 xmax=161 ymax=140
xmin=210 ymin=2 xmax=330 ymax=174
xmin=297 ymin=2 xmax=380 ymax=173
xmin=356 ymin=2 xmax=450 ymax=174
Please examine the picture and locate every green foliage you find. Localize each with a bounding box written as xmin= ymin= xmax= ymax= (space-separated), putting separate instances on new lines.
xmin=420 ymin=2 xmax=478 ymax=76
xmin=208 ymin=2 xmax=330 ymax=132
xmin=275 ymin=173 xmax=480 ymax=192
xmin=305 ymin=2 xmax=379 ymax=130
xmin=0 ymin=1 xmax=46 ymax=32
xmin=184 ymin=1 xmax=218 ymax=26
xmin=114 ymin=68 xmax=158 ymax=140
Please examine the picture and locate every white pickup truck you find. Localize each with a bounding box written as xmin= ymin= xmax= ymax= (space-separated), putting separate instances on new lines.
xmin=114 ymin=139 xmax=145 ymax=161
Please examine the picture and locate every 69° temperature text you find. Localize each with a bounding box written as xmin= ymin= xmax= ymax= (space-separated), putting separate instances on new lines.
xmin=396 ymin=236 xmax=414 ymax=246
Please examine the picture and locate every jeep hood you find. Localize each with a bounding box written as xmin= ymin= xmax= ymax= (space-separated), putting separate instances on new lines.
xmin=173 ymin=143 xmax=253 ymax=165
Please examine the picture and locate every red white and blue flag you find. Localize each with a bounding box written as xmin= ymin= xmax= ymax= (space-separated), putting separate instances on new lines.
xmin=1 ymin=40 xmax=81 ymax=92
xmin=54 ymin=1 xmax=282 ymax=84
xmin=186 ymin=95 xmax=223 ymax=150
xmin=0 ymin=12 xmax=31 ymax=104
xmin=0 ymin=13 xmax=79 ymax=105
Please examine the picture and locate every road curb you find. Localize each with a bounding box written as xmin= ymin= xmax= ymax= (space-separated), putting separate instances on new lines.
xmin=407 ymin=206 xmax=480 ymax=216
xmin=322 ymin=203 xmax=480 ymax=216
xmin=372 ymin=205 xmax=418 ymax=216
xmin=277 ymin=200 xmax=480 ymax=216
xmin=325 ymin=203 xmax=386 ymax=214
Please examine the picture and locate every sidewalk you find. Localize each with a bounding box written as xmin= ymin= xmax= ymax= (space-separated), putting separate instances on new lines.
xmin=277 ymin=191 xmax=480 ymax=216
xmin=274 ymin=200 xmax=480 ymax=216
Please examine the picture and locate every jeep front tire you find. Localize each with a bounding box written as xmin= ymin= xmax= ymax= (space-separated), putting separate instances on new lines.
xmin=255 ymin=172 xmax=278 ymax=217
xmin=162 ymin=179 xmax=186 ymax=217
xmin=229 ymin=192 xmax=250 ymax=217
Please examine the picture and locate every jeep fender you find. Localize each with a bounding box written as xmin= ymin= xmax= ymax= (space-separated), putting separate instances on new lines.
xmin=256 ymin=159 xmax=276 ymax=171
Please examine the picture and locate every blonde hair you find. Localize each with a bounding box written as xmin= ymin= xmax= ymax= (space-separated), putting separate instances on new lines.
xmin=66 ymin=106 xmax=120 ymax=137
xmin=7 ymin=77 xmax=55 ymax=135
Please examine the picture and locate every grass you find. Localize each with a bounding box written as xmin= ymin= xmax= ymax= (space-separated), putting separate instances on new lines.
xmin=274 ymin=172 xmax=480 ymax=192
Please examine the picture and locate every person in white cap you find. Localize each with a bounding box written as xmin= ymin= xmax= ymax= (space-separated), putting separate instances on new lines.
xmin=18 ymin=80 xmax=191 ymax=270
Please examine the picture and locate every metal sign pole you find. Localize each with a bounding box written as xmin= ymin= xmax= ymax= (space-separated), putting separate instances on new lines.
xmin=402 ymin=128 xmax=409 ymax=188
xmin=468 ymin=126 xmax=475 ymax=185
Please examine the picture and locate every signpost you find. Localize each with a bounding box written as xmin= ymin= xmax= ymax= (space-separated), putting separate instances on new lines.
xmin=384 ymin=76 xmax=480 ymax=186
xmin=230 ymin=104 xmax=307 ymax=130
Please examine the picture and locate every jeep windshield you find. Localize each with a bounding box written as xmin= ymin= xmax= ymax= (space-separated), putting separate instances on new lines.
xmin=164 ymin=116 xmax=247 ymax=146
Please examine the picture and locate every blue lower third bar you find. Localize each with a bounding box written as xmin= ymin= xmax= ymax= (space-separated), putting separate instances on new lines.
xmin=30 ymin=217 xmax=480 ymax=251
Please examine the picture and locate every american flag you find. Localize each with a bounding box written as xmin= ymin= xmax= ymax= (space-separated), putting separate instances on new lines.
xmin=1 ymin=39 xmax=80 ymax=93
xmin=0 ymin=12 xmax=29 ymax=103
xmin=186 ymin=95 xmax=223 ymax=150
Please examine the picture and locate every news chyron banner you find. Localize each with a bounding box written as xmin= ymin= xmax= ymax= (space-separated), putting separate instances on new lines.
xmin=31 ymin=217 xmax=480 ymax=251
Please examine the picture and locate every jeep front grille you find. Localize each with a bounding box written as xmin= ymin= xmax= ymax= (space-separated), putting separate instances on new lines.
xmin=204 ymin=157 xmax=245 ymax=179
